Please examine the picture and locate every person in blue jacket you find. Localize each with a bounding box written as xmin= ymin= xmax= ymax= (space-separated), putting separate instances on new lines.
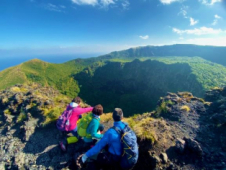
xmin=81 ymin=108 xmax=126 ymax=169
xmin=83 ymin=104 xmax=104 ymax=150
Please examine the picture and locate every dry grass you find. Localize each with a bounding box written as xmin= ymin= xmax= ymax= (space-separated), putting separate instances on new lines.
xmin=4 ymin=109 xmax=11 ymax=115
xmin=10 ymin=87 xmax=21 ymax=92
xmin=133 ymin=117 xmax=157 ymax=145
xmin=100 ymin=113 xmax=113 ymax=123
xmin=42 ymin=107 xmax=64 ymax=126
xmin=178 ymin=92 xmax=193 ymax=98
xmin=211 ymin=86 xmax=223 ymax=90
xmin=180 ymin=105 xmax=190 ymax=112
xmin=16 ymin=112 xmax=27 ymax=123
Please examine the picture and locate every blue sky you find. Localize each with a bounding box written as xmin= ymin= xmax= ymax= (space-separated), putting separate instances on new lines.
xmin=0 ymin=0 xmax=226 ymax=57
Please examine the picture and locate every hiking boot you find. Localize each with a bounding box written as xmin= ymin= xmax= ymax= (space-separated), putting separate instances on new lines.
xmin=74 ymin=153 xmax=84 ymax=169
xmin=59 ymin=140 xmax=67 ymax=152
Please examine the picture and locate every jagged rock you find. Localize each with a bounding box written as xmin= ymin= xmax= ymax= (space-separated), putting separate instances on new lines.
xmin=184 ymin=137 xmax=203 ymax=157
xmin=175 ymin=138 xmax=185 ymax=153
xmin=0 ymin=162 xmax=5 ymax=170
xmin=167 ymin=92 xmax=178 ymax=98
xmin=14 ymin=152 xmax=25 ymax=168
xmin=160 ymin=152 xmax=168 ymax=164
xmin=21 ymin=119 xmax=38 ymax=141
xmin=150 ymin=155 xmax=161 ymax=168
xmin=4 ymin=114 xmax=13 ymax=124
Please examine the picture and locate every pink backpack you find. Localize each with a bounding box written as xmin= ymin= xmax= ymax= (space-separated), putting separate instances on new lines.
xmin=56 ymin=108 xmax=74 ymax=131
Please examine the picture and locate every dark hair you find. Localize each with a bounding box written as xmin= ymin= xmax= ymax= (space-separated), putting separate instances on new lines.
xmin=113 ymin=108 xmax=123 ymax=121
xmin=92 ymin=104 xmax=103 ymax=116
xmin=72 ymin=97 xmax=82 ymax=104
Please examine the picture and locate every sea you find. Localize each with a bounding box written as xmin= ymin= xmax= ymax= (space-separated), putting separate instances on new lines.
xmin=0 ymin=53 xmax=101 ymax=71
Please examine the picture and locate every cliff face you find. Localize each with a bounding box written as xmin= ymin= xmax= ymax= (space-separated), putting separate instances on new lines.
xmin=0 ymin=84 xmax=226 ymax=170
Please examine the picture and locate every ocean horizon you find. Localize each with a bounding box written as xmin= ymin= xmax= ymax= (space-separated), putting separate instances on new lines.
xmin=0 ymin=53 xmax=101 ymax=71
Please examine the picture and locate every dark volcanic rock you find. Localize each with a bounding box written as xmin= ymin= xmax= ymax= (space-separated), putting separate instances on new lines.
xmin=184 ymin=137 xmax=203 ymax=157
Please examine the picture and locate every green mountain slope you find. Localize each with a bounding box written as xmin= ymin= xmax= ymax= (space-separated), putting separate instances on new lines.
xmin=100 ymin=44 xmax=226 ymax=66
xmin=74 ymin=57 xmax=226 ymax=115
xmin=1 ymin=45 xmax=226 ymax=115
xmin=0 ymin=58 xmax=97 ymax=97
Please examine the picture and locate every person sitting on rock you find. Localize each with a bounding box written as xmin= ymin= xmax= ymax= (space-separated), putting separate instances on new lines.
xmin=59 ymin=97 xmax=93 ymax=151
xmin=79 ymin=108 xmax=128 ymax=170
xmin=82 ymin=104 xmax=104 ymax=151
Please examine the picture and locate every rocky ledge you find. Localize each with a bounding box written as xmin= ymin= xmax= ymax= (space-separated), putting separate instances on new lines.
xmin=0 ymin=84 xmax=226 ymax=170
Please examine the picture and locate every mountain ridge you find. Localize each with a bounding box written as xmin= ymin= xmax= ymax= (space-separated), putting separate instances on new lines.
xmin=1 ymin=44 xmax=226 ymax=115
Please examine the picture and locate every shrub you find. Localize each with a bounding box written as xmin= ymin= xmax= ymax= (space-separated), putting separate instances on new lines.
xmin=17 ymin=112 xmax=27 ymax=123
xmin=133 ymin=117 xmax=157 ymax=145
xmin=100 ymin=113 xmax=113 ymax=123
xmin=180 ymin=105 xmax=190 ymax=112
xmin=155 ymin=101 xmax=168 ymax=116
xmin=10 ymin=87 xmax=21 ymax=92
xmin=42 ymin=107 xmax=63 ymax=126
xmin=4 ymin=109 xmax=11 ymax=115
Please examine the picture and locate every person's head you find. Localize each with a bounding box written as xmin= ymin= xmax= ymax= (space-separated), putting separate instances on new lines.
xmin=92 ymin=104 xmax=103 ymax=116
xmin=72 ymin=97 xmax=82 ymax=104
xmin=113 ymin=108 xmax=123 ymax=122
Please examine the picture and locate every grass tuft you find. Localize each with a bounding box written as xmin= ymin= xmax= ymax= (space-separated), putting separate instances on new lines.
xmin=180 ymin=105 xmax=190 ymax=112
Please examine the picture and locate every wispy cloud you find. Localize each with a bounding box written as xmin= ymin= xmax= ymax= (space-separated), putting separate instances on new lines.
xmin=159 ymin=0 xmax=181 ymax=4
xmin=190 ymin=17 xmax=198 ymax=26
xmin=199 ymin=0 xmax=221 ymax=5
xmin=122 ymin=0 xmax=130 ymax=10
xmin=44 ymin=3 xmax=66 ymax=12
xmin=178 ymin=6 xmax=188 ymax=18
xmin=139 ymin=35 xmax=149 ymax=40
xmin=71 ymin=0 xmax=129 ymax=9
xmin=100 ymin=0 xmax=115 ymax=6
xmin=173 ymin=27 xmax=225 ymax=35
xmin=71 ymin=0 xmax=98 ymax=6
xmin=212 ymin=14 xmax=221 ymax=25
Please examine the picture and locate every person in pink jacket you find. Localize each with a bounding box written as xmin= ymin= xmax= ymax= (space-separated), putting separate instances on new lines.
xmin=59 ymin=97 xmax=93 ymax=151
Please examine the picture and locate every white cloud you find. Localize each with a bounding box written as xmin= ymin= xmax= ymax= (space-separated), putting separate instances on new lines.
xmin=215 ymin=14 xmax=221 ymax=19
xmin=100 ymin=0 xmax=115 ymax=6
xmin=159 ymin=0 xmax=181 ymax=4
xmin=212 ymin=14 xmax=222 ymax=25
xmin=139 ymin=35 xmax=149 ymax=40
xmin=185 ymin=37 xmax=226 ymax=46
xmin=173 ymin=27 xmax=224 ymax=35
xmin=199 ymin=0 xmax=221 ymax=5
xmin=190 ymin=17 xmax=198 ymax=26
xmin=71 ymin=0 xmax=98 ymax=6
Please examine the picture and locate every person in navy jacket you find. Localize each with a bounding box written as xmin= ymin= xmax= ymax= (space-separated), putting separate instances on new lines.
xmin=81 ymin=108 xmax=126 ymax=169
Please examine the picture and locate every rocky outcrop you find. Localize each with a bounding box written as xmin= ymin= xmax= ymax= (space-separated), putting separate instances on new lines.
xmin=0 ymin=84 xmax=226 ymax=170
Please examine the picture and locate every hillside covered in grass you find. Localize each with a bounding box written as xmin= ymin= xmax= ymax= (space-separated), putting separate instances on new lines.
xmin=1 ymin=45 xmax=226 ymax=115
xmin=100 ymin=44 xmax=226 ymax=66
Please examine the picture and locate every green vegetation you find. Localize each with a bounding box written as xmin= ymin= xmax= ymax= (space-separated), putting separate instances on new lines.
xmin=17 ymin=112 xmax=27 ymax=123
xmin=180 ymin=105 xmax=191 ymax=112
xmin=1 ymin=46 xmax=226 ymax=116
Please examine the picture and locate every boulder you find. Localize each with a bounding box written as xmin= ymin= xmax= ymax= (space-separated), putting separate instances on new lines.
xmin=184 ymin=137 xmax=203 ymax=157
xmin=14 ymin=152 xmax=25 ymax=169
xmin=160 ymin=152 xmax=168 ymax=164
xmin=175 ymin=138 xmax=186 ymax=153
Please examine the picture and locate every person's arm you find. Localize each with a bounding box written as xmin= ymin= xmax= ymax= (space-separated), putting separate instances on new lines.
xmin=75 ymin=107 xmax=93 ymax=115
xmin=86 ymin=131 xmax=110 ymax=157
xmin=89 ymin=119 xmax=103 ymax=139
